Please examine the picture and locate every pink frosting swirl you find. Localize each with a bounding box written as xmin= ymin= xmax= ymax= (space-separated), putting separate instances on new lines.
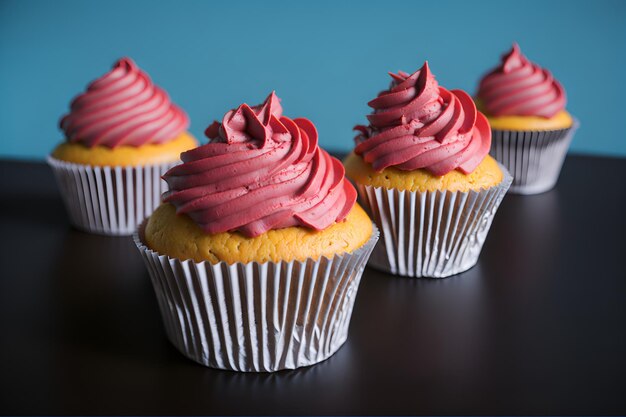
xmin=477 ymin=43 xmax=566 ymax=118
xmin=354 ymin=62 xmax=491 ymax=176
xmin=59 ymin=57 xmax=189 ymax=148
xmin=163 ymin=92 xmax=357 ymax=238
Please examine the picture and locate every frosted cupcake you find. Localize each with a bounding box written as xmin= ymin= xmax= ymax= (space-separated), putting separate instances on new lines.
xmin=345 ymin=61 xmax=511 ymax=278
xmin=134 ymin=92 xmax=378 ymax=372
xmin=476 ymin=43 xmax=578 ymax=194
xmin=48 ymin=57 xmax=197 ymax=235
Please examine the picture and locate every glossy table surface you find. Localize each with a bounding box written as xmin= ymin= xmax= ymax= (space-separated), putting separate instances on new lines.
xmin=0 ymin=154 xmax=625 ymax=415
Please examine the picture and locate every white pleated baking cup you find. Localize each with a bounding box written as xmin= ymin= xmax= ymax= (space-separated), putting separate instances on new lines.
xmin=47 ymin=156 xmax=176 ymax=236
xmin=357 ymin=165 xmax=512 ymax=278
xmin=489 ymin=119 xmax=579 ymax=195
xmin=133 ymin=222 xmax=379 ymax=372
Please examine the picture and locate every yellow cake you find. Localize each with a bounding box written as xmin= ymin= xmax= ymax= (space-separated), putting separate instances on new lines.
xmin=145 ymin=203 xmax=373 ymax=264
xmin=344 ymin=152 xmax=503 ymax=193
xmin=476 ymin=100 xmax=573 ymax=131
xmin=51 ymin=132 xmax=197 ymax=166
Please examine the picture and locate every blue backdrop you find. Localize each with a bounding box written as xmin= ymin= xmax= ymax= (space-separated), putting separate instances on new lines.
xmin=1 ymin=0 xmax=624 ymax=159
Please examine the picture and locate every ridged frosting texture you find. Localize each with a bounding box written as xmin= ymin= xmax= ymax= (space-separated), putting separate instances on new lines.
xmin=59 ymin=57 xmax=189 ymax=148
xmin=163 ymin=92 xmax=357 ymax=238
xmin=477 ymin=43 xmax=566 ymax=118
xmin=354 ymin=62 xmax=491 ymax=176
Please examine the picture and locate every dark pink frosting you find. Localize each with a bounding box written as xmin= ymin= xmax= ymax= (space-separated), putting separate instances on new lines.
xmin=354 ymin=62 xmax=491 ymax=176
xmin=163 ymin=92 xmax=357 ymax=238
xmin=60 ymin=57 xmax=189 ymax=148
xmin=477 ymin=43 xmax=566 ymax=118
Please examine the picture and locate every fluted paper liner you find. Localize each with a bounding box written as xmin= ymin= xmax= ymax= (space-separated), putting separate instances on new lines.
xmin=134 ymin=222 xmax=379 ymax=372
xmin=490 ymin=120 xmax=579 ymax=195
xmin=356 ymin=166 xmax=512 ymax=278
xmin=47 ymin=156 xmax=175 ymax=236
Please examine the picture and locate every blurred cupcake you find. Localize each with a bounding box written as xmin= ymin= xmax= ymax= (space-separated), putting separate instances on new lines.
xmin=48 ymin=57 xmax=197 ymax=235
xmin=345 ymin=61 xmax=511 ymax=278
xmin=476 ymin=43 xmax=579 ymax=194
xmin=134 ymin=92 xmax=378 ymax=372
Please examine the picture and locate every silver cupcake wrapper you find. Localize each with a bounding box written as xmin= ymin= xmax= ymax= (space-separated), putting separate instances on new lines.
xmin=47 ymin=156 xmax=175 ymax=236
xmin=133 ymin=221 xmax=379 ymax=372
xmin=356 ymin=165 xmax=512 ymax=278
xmin=489 ymin=120 xmax=579 ymax=195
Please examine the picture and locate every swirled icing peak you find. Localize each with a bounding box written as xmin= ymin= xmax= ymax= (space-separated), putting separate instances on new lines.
xmin=477 ymin=43 xmax=566 ymax=118
xmin=163 ymin=92 xmax=357 ymax=238
xmin=354 ymin=61 xmax=491 ymax=176
xmin=59 ymin=57 xmax=189 ymax=148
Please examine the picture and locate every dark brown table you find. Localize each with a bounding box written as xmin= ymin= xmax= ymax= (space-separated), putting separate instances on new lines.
xmin=1 ymin=154 xmax=625 ymax=415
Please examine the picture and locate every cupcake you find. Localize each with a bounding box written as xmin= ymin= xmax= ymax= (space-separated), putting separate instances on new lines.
xmin=48 ymin=57 xmax=197 ymax=235
xmin=476 ymin=43 xmax=579 ymax=194
xmin=344 ymin=61 xmax=511 ymax=278
xmin=134 ymin=92 xmax=378 ymax=372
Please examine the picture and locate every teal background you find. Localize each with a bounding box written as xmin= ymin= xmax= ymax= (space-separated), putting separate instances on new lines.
xmin=1 ymin=0 xmax=625 ymax=159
